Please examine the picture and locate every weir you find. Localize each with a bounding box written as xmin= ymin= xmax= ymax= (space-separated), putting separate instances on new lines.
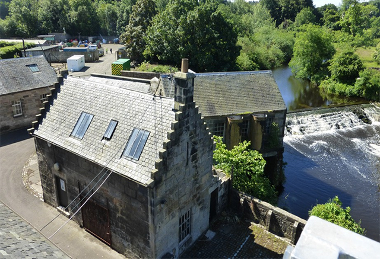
xmin=278 ymin=103 xmax=380 ymax=242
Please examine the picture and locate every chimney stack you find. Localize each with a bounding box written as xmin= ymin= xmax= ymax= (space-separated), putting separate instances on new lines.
xmin=173 ymin=58 xmax=195 ymax=109
xmin=181 ymin=58 xmax=188 ymax=73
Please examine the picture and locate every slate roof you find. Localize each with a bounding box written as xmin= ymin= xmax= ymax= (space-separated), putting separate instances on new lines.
xmin=34 ymin=76 xmax=175 ymax=186
xmin=86 ymin=75 xmax=150 ymax=93
xmin=0 ymin=56 xmax=57 ymax=95
xmin=193 ymin=71 xmax=286 ymax=117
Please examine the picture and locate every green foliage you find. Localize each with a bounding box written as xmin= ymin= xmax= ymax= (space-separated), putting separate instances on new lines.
xmin=96 ymin=0 xmax=119 ymax=36
xmin=237 ymin=26 xmax=294 ymax=70
xmin=268 ymin=122 xmax=280 ymax=149
xmin=309 ymin=196 xmax=365 ymax=235
xmin=144 ymin=0 xmax=240 ymax=72
xmin=354 ymin=69 xmax=380 ymax=101
xmin=374 ymin=43 xmax=380 ymax=64
xmin=135 ymin=61 xmax=177 ymax=73
xmin=319 ymin=69 xmax=380 ymax=101
xmin=293 ymin=7 xmax=316 ymax=28
xmin=329 ymin=50 xmax=364 ymax=84
xmin=213 ymin=136 xmax=277 ymax=204
xmin=0 ymin=42 xmax=35 ymax=59
xmin=120 ymin=0 xmax=157 ymax=63
xmin=67 ymin=0 xmax=99 ymax=36
xmin=289 ymin=24 xmax=335 ymax=83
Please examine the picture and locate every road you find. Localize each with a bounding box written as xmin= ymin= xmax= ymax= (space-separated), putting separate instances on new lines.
xmin=0 ymin=128 xmax=125 ymax=259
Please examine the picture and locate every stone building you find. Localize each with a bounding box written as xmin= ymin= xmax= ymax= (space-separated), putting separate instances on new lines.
xmin=0 ymin=56 xmax=58 ymax=133
xmin=154 ymin=70 xmax=286 ymax=187
xmin=31 ymin=61 xmax=217 ymax=258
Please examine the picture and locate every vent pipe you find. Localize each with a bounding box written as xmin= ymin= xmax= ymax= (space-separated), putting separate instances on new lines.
xmin=181 ymin=58 xmax=188 ymax=73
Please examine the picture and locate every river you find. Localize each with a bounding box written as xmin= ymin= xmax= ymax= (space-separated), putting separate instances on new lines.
xmin=272 ymin=66 xmax=380 ymax=242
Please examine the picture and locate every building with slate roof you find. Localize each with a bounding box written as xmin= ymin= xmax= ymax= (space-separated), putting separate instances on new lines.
xmin=152 ymin=70 xmax=286 ymax=188
xmin=0 ymin=56 xmax=58 ymax=133
xmin=31 ymin=60 xmax=217 ymax=258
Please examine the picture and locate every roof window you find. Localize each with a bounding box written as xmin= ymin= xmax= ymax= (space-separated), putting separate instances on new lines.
xmin=122 ymin=128 xmax=149 ymax=160
xmin=71 ymin=112 xmax=94 ymax=139
xmin=103 ymin=120 xmax=118 ymax=140
xmin=26 ymin=64 xmax=39 ymax=72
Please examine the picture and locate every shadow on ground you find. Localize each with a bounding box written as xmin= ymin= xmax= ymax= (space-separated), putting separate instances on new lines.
xmin=0 ymin=128 xmax=32 ymax=147
xmin=181 ymin=212 xmax=286 ymax=259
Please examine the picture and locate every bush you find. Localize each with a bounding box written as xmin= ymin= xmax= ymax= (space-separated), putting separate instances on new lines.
xmin=213 ymin=136 xmax=277 ymax=204
xmin=0 ymin=42 xmax=35 ymax=59
xmin=309 ymin=196 xmax=365 ymax=235
xmin=135 ymin=61 xmax=177 ymax=73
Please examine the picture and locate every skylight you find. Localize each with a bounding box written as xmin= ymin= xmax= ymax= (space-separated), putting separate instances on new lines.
xmin=71 ymin=112 xmax=94 ymax=139
xmin=26 ymin=64 xmax=39 ymax=72
xmin=122 ymin=128 xmax=150 ymax=160
xmin=103 ymin=120 xmax=118 ymax=140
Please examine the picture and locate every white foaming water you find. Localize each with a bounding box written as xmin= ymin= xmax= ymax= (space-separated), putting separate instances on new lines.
xmin=280 ymin=104 xmax=380 ymax=241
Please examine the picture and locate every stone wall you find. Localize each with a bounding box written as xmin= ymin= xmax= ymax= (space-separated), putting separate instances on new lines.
xmin=35 ymin=138 xmax=152 ymax=258
xmin=229 ymin=190 xmax=306 ymax=244
xmin=120 ymin=70 xmax=160 ymax=80
xmin=29 ymin=50 xmax=99 ymax=63
xmin=0 ymin=87 xmax=52 ymax=133
xmin=150 ymin=72 xmax=215 ymax=258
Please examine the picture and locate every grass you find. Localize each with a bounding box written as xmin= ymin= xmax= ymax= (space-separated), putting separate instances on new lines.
xmin=249 ymin=223 xmax=289 ymax=254
xmin=355 ymin=46 xmax=379 ymax=68
xmin=135 ymin=61 xmax=178 ymax=73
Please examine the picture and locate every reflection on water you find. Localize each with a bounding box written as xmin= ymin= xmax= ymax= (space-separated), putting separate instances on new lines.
xmin=272 ymin=66 xmax=367 ymax=111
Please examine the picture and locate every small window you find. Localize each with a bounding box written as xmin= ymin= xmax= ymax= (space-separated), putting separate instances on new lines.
xmin=103 ymin=120 xmax=118 ymax=140
xmin=26 ymin=64 xmax=39 ymax=72
xmin=212 ymin=122 xmax=225 ymax=137
xmin=71 ymin=112 xmax=94 ymax=139
xmin=179 ymin=210 xmax=191 ymax=243
xmin=240 ymin=120 xmax=249 ymax=136
xmin=12 ymin=100 xmax=23 ymax=117
xmin=122 ymin=128 xmax=149 ymax=160
xmin=265 ymin=117 xmax=274 ymax=134
xmin=40 ymin=94 xmax=48 ymax=104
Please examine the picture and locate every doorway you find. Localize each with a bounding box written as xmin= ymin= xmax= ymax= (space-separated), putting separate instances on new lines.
xmin=56 ymin=176 xmax=68 ymax=208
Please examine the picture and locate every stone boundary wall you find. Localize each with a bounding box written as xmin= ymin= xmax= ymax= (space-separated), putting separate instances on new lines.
xmin=229 ymin=189 xmax=306 ymax=245
xmin=45 ymin=51 xmax=99 ymax=63
xmin=120 ymin=70 xmax=160 ymax=80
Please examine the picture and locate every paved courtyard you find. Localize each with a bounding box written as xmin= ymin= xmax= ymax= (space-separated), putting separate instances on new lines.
xmin=0 ymin=202 xmax=69 ymax=258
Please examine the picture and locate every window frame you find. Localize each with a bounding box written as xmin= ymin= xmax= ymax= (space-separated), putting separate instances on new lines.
xmin=122 ymin=128 xmax=150 ymax=160
xmin=71 ymin=112 xmax=94 ymax=139
xmin=103 ymin=120 xmax=118 ymax=141
xmin=40 ymin=94 xmax=48 ymax=104
xmin=26 ymin=64 xmax=39 ymax=72
xmin=179 ymin=209 xmax=191 ymax=243
xmin=12 ymin=100 xmax=23 ymax=117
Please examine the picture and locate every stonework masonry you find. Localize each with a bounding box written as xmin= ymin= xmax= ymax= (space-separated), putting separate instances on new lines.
xmin=229 ymin=190 xmax=306 ymax=245
xmin=0 ymin=88 xmax=51 ymax=133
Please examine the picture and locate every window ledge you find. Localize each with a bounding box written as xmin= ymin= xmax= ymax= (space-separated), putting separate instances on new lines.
xmin=13 ymin=114 xmax=23 ymax=118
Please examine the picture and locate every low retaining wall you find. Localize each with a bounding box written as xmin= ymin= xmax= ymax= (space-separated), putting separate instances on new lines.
xmin=45 ymin=51 xmax=99 ymax=63
xmin=120 ymin=70 xmax=160 ymax=80
xmin=229 ymin=190 xmax=306 ymax=244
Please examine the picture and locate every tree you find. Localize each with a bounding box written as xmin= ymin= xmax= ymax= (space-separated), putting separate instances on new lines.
xmin=213 ymin=136 xmax=277 ymax=204
xmin=119 ymin=0 xmax=157 ymax=63
xmin=116 ymin=0 xmax=136 ymax=35
xmin=293 ymin=7 xmax=316 ymax=28
xmin=144 ymin=0 xmax=240 ymax=72
xmin=309 ymin=196 xmax=365 ymax=235
xmin=38 ymin=0 xmax=70 ymax=34
xmin=322 ymin=7 xmax=341 ymax=30
xmin=97 ymin=0 xmax=118 ymax=36
xmin=7 ymin=0 xmax=39 ymax=37
xmin=329 ymin=50 xmax=364 ymax=84
xmin=67 ymin=0 xmax=99 ymax=36
xmin=289 ymin=24 xmax=335 ymax=82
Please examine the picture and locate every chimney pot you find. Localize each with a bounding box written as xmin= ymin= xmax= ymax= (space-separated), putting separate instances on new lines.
xmin=181 ymin=58 xmax=188 ymax=73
